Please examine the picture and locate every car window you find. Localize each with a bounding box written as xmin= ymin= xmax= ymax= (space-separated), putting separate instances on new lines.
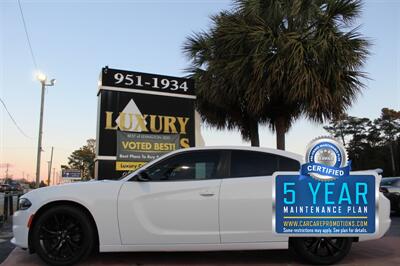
xmin=380 ymin=179 xmax=390 ymax=186
xmin=278 ymin=156 xmax=301 ymax=171
xmin=230 ymin=150 xmax=300 ymax=178
xmin=145 ymin=150 xmax=222 ymax=181
xmin=380 ymin=179 xmax=399 ymax=186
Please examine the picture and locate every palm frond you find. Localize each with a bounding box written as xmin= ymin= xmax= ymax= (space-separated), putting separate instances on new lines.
xmin=182 ymin=0 xmax=369 ymax=145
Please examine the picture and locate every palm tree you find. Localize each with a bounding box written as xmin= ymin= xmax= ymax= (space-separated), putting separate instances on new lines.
xmin=184 ymin=0 xmax=369 ymax=149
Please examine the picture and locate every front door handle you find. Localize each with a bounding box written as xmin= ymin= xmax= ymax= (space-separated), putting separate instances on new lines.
xmin=200 ymin=192 xmax=215 ymax=197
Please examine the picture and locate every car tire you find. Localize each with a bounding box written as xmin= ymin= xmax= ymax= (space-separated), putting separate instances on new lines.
xmin=290 ymin=237 xmax=352 ymax=265
xmin=31 ymin=205 xmax=94 ymax=266
xmin=397 ymin=198 xmax=400 ymax=214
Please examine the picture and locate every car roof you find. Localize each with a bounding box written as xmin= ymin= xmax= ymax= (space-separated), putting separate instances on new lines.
xmin=175 ymin=146 xmax=303 ymax=163
xmin=121 ymin=146 xmax=304 ymax=181
xmin=142 ymin=146 xmax=304 ymax=169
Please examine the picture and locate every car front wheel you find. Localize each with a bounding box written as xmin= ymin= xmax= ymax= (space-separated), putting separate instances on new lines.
xmin=290 ymin=237 xmax=352 ymax=265
xmin=31 ymin=205 xmax=94 ymax=266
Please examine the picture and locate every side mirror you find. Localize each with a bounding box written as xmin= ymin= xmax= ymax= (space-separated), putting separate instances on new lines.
xmin=134 ymin=171 xmax=150 ymax=182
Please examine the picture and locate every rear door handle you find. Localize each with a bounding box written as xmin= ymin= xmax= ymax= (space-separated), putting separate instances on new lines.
xmin=200 ymin=192 xmax=215 ymax=197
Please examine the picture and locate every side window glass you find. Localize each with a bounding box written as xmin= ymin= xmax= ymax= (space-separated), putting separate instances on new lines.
xmin=230 ymin=150 xmax=300 ymax=178
xmin=277 ymin=157 xmax=300 ymax=171
xmin=145 ymin=151 xmax=221 ymax=181
xmin=230 ymin=151 xmax=278 ymax=177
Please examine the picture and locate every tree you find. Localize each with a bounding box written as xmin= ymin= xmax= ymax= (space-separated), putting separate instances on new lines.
xmin=323 ymin=113 xmax=350 ymax=145
xmin=184 ymin=0 xmax=369 ymax=149
xmin=324 ymin=109 xmax=400 ymax=176
xmin=345 ymin=116 xmax=372 ymax=162
xmin=68 ymin=139 xmax=96 ymax=180
xmin=374 ymin=109 xmax=400 ymax=175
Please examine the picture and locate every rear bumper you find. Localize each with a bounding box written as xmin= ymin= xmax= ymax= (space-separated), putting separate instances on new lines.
xmin=359 ymin=193 xmax=391 ymax=242
xmin=11 ymin=210 xmax=31 ymax=249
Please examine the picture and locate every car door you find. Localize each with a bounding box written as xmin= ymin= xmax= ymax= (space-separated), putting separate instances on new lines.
xmin=219 ymin=150 xmax=300 ymax=243
xmin=118 ymin=150 xmax=224 ymax=245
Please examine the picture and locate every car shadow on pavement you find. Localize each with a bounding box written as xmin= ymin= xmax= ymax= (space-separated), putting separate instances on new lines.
xmin=3 ymin=236 xmax=400 ymax=266
xmin=83 ymin=249 xmax=298 ymax=265
xmin=2 ymin=214 xmax=399 ymax=266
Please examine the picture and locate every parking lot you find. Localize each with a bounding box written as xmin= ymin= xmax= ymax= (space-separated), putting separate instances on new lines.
xmin=1 ymin=214 xmax=399 ymax=266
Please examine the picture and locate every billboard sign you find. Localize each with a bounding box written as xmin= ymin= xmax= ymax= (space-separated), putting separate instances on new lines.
xmin=62 ymin=169 xmax=82 ymax=179
xmin=116 ymin=131 xmax=180 ymax=171
xmin=101 ymin=68 xmax=195 ymax=97
xmin=95 ymin=67 xmax=199 ymax=179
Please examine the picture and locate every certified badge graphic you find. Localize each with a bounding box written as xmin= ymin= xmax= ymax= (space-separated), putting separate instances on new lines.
xmin=300 ymin=136 xmax=351 ymax=181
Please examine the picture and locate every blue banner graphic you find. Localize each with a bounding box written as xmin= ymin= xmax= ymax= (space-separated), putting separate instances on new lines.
xmin=275 ymin=174 xmax=376 ymax=235
xmin=300 ymin=161 xmax=351 ymax=179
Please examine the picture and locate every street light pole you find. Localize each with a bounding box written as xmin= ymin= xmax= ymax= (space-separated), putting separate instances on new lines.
xmin=35 ymin=81 xmax=46 ymax=188
xmin=35 ymin=73 xmax=56 ymax=188
xmin=47 ymin=146 xmax=54 ymax=186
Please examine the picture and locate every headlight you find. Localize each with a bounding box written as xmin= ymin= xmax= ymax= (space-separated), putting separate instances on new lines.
xmin=18 ymin=198 xmax=32 ymax=210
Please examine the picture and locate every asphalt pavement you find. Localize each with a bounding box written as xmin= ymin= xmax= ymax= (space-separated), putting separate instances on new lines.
xmin=1 ymin=214 xmax=400 ymax=266
xmin=0 ymin=221 xmax=14 ymax=264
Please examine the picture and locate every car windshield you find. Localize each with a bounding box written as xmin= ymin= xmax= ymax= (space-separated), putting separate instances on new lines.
xmin=118 ymin=166 xmax=146 ymax=180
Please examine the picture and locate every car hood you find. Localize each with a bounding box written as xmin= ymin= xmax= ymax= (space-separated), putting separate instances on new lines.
xmin=21 ymin=180 xmax=123 ymax=211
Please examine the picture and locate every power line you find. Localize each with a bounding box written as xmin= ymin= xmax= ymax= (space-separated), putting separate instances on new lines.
xmin=0 ymin=97 xmax=31 ymax=139
xmin=17 ymin=0 xmax=39 ymax=69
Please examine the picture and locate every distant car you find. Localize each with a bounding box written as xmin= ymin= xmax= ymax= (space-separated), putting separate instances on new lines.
xmin=380 ymin=177 xmax=400 ymax=213
xmin=7 ymin=181 xmax=23 ymax=192
xmin=0 ymin=184 xmax=11 ymax=193
xmin=12 ymin=147 xmax=391 ymax=265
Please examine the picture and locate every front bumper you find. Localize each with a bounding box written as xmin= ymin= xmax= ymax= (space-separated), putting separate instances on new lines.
xmin=11 ymin=210 xmax=32 ymax=249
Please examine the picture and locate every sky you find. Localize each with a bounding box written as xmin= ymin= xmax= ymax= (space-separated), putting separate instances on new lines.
xmin=1 ymin=0 xmax=399 ymax=181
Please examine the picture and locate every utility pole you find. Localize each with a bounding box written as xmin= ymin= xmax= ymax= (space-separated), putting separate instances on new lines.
xmin=35 ymin=73 xmax=56 ymax=188
xmin=52 ymin=168 xmax=55 ymax=185
xmin=5 ymin=163 xmax=9 ymax=179
xmin=47 ymin=146 xmax=54 ymax=186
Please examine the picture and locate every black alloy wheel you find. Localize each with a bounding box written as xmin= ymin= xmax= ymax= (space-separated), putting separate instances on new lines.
xmin=32 ymin=205 xmax=94 ymax=266
xmin=291 ymin=237 xmax=352 ymax=265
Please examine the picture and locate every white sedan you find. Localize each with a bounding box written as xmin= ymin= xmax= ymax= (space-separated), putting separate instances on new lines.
xmin=12 ymin=147 xmax=391 ymax=265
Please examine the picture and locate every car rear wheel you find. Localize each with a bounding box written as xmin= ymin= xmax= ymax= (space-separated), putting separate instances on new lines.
xmin=397 ymin=199 xmax=400 ymax=214
xmin=290 ymin=237 xmax=352 ymax=265
xmin=31 ymin=205 xmax=94 ymax=266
